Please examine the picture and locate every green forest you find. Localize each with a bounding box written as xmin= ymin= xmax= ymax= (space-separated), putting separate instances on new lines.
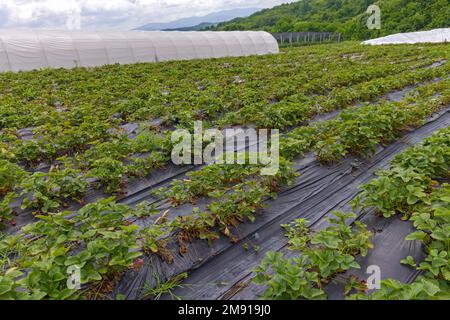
xmin=212 ymin=0 xmax=449 ymax=40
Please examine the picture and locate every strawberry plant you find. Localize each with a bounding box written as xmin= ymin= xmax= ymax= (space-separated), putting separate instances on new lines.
xmin=349 ymin=128 xmax=450 ymax=300
xmin=139 ymin=223 xmax=174 ymax=264
xmin=0 ymin=198 xmax=142 ymax=299
xmin=354 ymin=127 xmax=450 ymax=218
xmin=253 ymin=212 xmax=373 ymax=299
xmin=88 ymin=157 xmax=126 ymax=194
xmin=0 ymin=268 xmax=47 ymax=300
xmin=20 ymin=166 xmax=88 ymax=213
xmin=0 ymin=160 xmax=25 ymax=195
xmin=137 ymin=206 xmax=174 ymax=263
xmin=171 ymin=209 xmax=219 ymax=255
xmin=254 ymin=252 xmax=326 ymax=300
xmin=0 ymin=192 xmax=17 ymax=223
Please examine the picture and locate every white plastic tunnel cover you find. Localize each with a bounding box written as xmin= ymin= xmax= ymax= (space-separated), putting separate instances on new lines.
xmin=0 ymin=30 xmax=279 ymax=72
xmin=363 ymin=28 xmax=450 ymax=45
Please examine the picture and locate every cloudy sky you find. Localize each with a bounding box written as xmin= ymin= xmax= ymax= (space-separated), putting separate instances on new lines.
xmin=0 ymin=0 xmax=293 ymax=30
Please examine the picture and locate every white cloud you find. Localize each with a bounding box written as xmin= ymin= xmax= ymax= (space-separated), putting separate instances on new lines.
xmin=0 ymin=0 xmax=294 ymax=30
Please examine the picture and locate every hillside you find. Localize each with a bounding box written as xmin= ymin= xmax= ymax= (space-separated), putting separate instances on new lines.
xmin=212 ymin=0 xmax=449 ymax=40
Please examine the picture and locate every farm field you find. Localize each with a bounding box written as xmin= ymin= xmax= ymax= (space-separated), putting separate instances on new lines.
xmin=0 ymin=41 xmax=449 ymax=300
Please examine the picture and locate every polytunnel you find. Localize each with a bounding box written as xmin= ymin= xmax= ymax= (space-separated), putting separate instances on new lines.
xmin=0 ymin=30 xmax=279 ymax=72
xmin=363 ymin=28 xmax=450 ymax=45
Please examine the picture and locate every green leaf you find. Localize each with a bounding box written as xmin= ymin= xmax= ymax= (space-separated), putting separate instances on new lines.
xmin=405 ymin=231 xmax=427 ymax=241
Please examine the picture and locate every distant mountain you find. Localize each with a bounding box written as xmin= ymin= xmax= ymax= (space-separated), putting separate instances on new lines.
xmin=135 ymin=8 xmax=262 ymax=31
xmin=163 ymin=23 xmax=218 ymax=32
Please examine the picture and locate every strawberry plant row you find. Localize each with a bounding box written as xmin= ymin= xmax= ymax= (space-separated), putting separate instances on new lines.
xmin=252 ymin=127 xmax=449 ymax=300
xmin=156 ymin=78 xmax=449 ymax=207
xmin=351 ymin=127 xmax=450 ymax=299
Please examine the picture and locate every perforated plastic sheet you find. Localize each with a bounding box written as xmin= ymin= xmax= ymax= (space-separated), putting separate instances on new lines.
xmin=0 ymin=30 xmax=279 ymax=72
